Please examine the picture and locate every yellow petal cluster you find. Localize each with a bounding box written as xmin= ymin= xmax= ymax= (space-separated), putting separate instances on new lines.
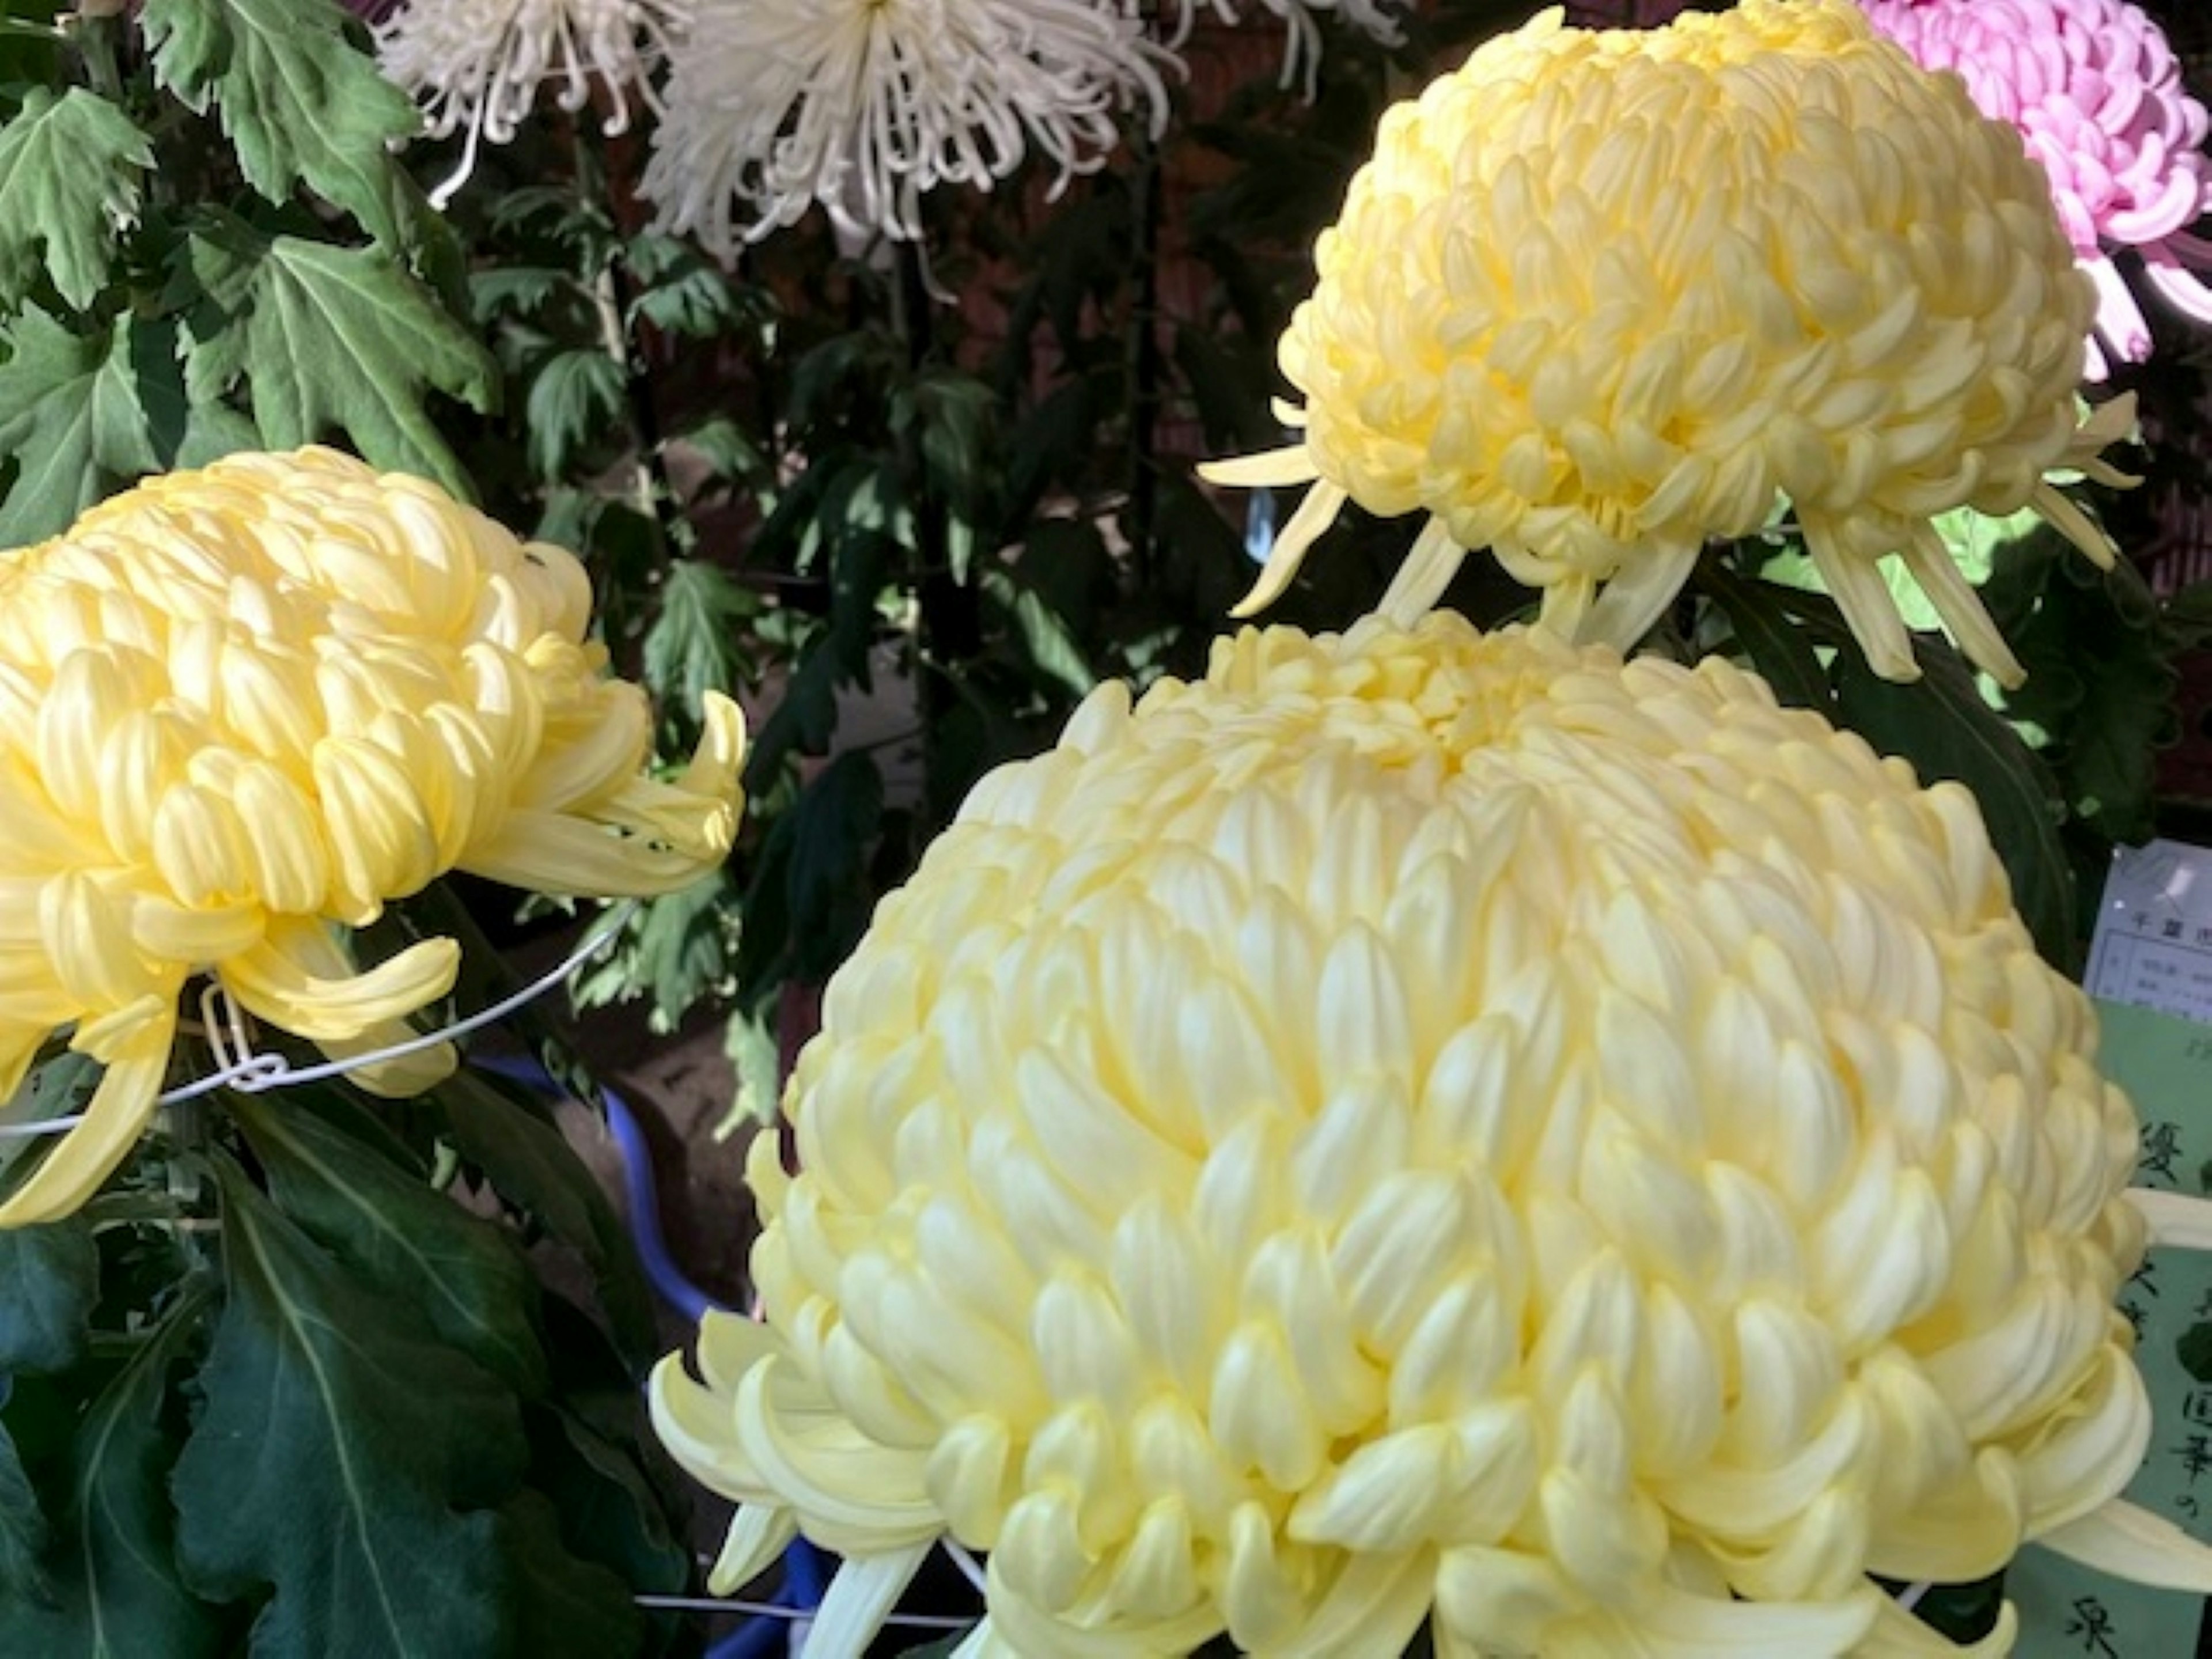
xmin=0 ymin=447 xmax=744 ymax=1226
xmin=1206 ymin=0 xmax=2134 ymax=687
xmin=656 ymin=612 xmax=2164 ymax=1656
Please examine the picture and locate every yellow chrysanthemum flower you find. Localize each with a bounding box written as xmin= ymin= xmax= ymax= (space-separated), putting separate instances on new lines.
xmin=0 ymin=447 xmax=745 ymax=1228
xmin=656 ymin=613 xmax=2212 ymax=1657
xmin=1204 ymin=0 xmax=2137 ymax=687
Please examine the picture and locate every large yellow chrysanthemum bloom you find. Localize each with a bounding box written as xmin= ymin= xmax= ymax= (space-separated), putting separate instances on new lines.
xmin=655 ymin=612 xmax=2212 ymax=1657
xmin=0 ymin=448 xmax=744 ymax=1227
xmin=1203 ymin=0 xmax=2137 ymax=688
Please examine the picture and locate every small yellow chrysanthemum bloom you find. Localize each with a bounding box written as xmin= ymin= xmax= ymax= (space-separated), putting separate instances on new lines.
xmin=0 ymin=448 xmax=744 ymax=1227
xmin=1205 ymin=0 xmax=2137 ymax=687
xmin=656 ymin=612 xmax=2212 ymax=1656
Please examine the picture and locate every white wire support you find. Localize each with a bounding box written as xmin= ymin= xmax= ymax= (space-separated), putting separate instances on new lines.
xmin=0 ymin=905 xmax=635 ymax=1139
xmin=632 ymin=1594 xmax=972 ymax=1631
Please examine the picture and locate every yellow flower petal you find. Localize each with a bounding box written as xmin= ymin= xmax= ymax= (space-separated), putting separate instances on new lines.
xmin=656 ymin=615 xmax=2158 ymax=1651
xmin=0 ymin=995 xmax=174 ymax=1226
xmin=218 ymin=921 xmax=459 ymax=1043
xmin=1207 ymin=0 xmax=2124 ymax=679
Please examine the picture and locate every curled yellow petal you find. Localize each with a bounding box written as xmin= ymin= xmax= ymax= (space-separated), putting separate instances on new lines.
xmin=218 ymin=922 xmax=460 ymax=1043
xmin=0 ymin=995 xmax=175 ymax=1227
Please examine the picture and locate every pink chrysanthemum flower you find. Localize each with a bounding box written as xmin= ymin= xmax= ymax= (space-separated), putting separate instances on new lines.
xmin=1859 ymin=0 xmax=2212 ymax=378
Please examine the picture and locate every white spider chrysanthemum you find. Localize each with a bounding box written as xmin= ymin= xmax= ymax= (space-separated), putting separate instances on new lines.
xmin=376 ymin=0 xmax=690 ymax=207
xmin=1172 ymin=0 xmax=1409 ymax=95
xmin=641 ymin=0 xmax=1172 ymax=255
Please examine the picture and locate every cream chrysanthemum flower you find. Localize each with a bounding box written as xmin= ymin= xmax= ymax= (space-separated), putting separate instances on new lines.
xmin=656 ymin=612 xmax=2212 ymax=1657
xmin=1204 ymin=0 xmax=2137 ymax=688
xmin=376 ymin=0 xmax=690 ymax=206
xmin=1859 ymin=0 xmax=2212 ymax=381
xmin=640 ymin=0 xmax=1171 ymax=253
xmin=0 ymin=447 xmax=744 ymax=1228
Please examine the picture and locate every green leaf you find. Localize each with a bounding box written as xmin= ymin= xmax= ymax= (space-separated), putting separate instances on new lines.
xmin=2180 ymin=1319 xmax=2212 ymax=1385
xmin=229 ymin=1092 xmax=549 ymax=1399
xmin=172 ymin=400 xmax=262 ymax=471
xmin=743 ymin=630 xmax=844 ymax=787
xmin=0 ymin=309 xmax=160 ymax=544
xmin=1833 ymin=637 xmax=2079 ymax=974
xmin=173 ymin=1162 xmax=527 ymax=1659
xmin=1983 ymin=528 xmax=2179 ymax=844
xmin=524 ymin=348 xmax=626 ymax=480
xmin=178 ymin=216 xmax=497 ymax=497
xmin=786 ymin=752 xmax=884 ymax=983
xmin=906 ymin=370 xmax=999 ymax=584
xmin=0 ymin=88 xmax=153 ymax=311
xmin=139 ymin=0 xmax=419 ymax=247
xmin=491 ymin=1491 xmax=645 ymax=1659
xmin=0 ymin=1283 xmax=233 ymax=1658
xmin=980 ymin=566 xmax=1095 ymax=701
xmin=643 ymin=557 xmax=760 ymax=714
xmin=0 ymin=1214 xmax=96 ymax=1374
xmin=1698 ymin=563 xmax=1830 ymax=712
xmin=468 ymin=266 xmax=567 ymax=322
xmin=435 ymin=1069 xmax=658 ymax=1368
xmin=0 ymin=1418 xmax=49 ymax=1603
xmin=623 ymin=236 xmax=745 ymax=339
xmin=495 ymin=1494 xmax=645 ymax=1655
xmin=673 ymin=415 xmax=771 ymax=491
xmin=523 ymin=1382 xmax=687 ymax=1607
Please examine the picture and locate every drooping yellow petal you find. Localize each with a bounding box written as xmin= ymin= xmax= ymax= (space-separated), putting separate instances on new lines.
xmin=0 ymin=995 xmax=175 ymax=1226
xmin=218 ymin=922 xmax=459 ymax=1043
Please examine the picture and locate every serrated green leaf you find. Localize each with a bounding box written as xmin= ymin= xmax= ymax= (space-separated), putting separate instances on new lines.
xmin=675 ymin=415 xmax=771 ymax=491
xmin=1834 ymin=637 xmax=2078 ymax=974
xmin=0 ymin=309 xmax=160 ymax=545
xmin=643 ymin=558 xmax=759 ymax=713
xmin=623 ymin=236 xmax=744 ymax=339
xmin=0 ymin=88 xmax=152 ymax=311
xmin=524 ymin=347 xmax=625 ymax=479
xmin=0 ymin=1214 xmax=95 ymax=1374
xmin=178 ymin=217 xmax=496 ymax=497
xmin=230 ymin=1093 xmax=548 ymax=1400
xmin=0 ymin=1283 xmax=232 ymax=1658
xmin=172 ymin=400 xmax=262 ymax=471
xmin=140 ymin=0 xmax=418 ymax=247
xmin=435 ymin=1069 xmax=658 ymax=1368
xmin=469 ymin=266 xmax=567 ymax=321
xmin=173 ymin=1161 xmax=527 ymax=1659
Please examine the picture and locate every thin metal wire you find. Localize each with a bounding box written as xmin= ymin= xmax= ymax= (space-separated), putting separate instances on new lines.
xmin=632 ymin=1594 xmax=971 ymax=1630
xmin=0 ymin=906 xmax=634 ymax=1139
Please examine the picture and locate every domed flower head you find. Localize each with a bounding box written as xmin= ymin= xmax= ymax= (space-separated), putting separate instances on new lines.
xmin=0 ymin=448 xmax=744 ymax=1227
xmin=375 ymin=0 xmax=690 ymax=206
xmin=640 ymin=0 xmax=1171 ymax=253
xmin=1858 ymin=0 xmax=2212 ymax=381
xmin=656 ymin=611 xmax=2212 ymax=1655
xmin=1205 ymin=0 xmax=2137 ymax=688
